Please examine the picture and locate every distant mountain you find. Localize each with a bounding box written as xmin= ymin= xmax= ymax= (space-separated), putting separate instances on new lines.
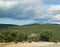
xmin=0 ymin=24 xmax=17 ymax=29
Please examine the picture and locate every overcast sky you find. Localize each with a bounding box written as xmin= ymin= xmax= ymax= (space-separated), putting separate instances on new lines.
xmin=0 ymin=0 xmax=60 ymax=25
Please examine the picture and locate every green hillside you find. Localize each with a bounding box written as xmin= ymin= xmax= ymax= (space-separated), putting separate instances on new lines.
xmin=0 ymin=24 xmax=60 ymax=42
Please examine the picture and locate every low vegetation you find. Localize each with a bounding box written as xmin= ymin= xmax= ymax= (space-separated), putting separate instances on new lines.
xmin=0 ymin=24 xmax=60 ymax=42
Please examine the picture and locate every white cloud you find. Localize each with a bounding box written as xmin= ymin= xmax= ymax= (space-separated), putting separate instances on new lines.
xmin=48 ymin=5 xmax=60 ymax=11
xmin=0 ymin=1 xmax=18 ymax=9
xmin=52 ymin=14 xmax=60 ymax=20
xmin=52 ymin=22 xmax=60 ymax=24
xmin=46 ymin=5 xmax=60 ymax=21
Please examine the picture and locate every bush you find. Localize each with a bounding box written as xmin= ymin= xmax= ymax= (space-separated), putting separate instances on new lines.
xmin=40 ymin=30 xmax=53 ymax=42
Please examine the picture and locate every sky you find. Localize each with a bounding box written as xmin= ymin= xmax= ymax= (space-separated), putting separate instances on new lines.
xmin=0 ymin=0 xmax=60 ymax=25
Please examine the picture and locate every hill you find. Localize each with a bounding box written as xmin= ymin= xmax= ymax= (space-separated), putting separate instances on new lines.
xmin=0 ymin=24 xmax=17 ymax=29
xmin=0 ymin=24 xmax=60 ymax=42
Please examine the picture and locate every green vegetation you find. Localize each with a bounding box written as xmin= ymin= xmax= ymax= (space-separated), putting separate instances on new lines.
xmin=0 ymin=24 xmax=60 ymax=42
xmin=40 ymin=30 xmax=53 ymax=42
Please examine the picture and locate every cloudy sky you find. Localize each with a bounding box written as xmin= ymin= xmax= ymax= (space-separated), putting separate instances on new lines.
xmin=0 ymin=0 xmax=60 ymax=25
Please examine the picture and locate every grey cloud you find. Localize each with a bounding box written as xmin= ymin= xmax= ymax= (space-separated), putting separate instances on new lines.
xmin=0 ymin=0 xmax=60 ymax=24
xmin=0 ymin=0 xmax=44 ymax=19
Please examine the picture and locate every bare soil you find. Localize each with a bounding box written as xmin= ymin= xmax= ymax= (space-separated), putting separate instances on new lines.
xmin=5 ymin=42 xmax=60 ymax=47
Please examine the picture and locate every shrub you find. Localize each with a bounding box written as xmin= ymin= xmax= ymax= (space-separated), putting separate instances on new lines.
xmin=40 ymin=30 xmax=53 ymax=42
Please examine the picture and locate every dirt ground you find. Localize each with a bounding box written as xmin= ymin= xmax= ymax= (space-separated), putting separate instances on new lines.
xmin=5 ymin=42 xmax=60 ymax=47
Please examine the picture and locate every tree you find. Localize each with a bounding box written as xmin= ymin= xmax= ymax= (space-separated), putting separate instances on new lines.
xmin=40 ymin=30 xmax=53 ymax=42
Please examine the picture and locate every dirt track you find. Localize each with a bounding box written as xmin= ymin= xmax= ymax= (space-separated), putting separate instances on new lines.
xmin=5 ymin=42 xmax=60 ymax=47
